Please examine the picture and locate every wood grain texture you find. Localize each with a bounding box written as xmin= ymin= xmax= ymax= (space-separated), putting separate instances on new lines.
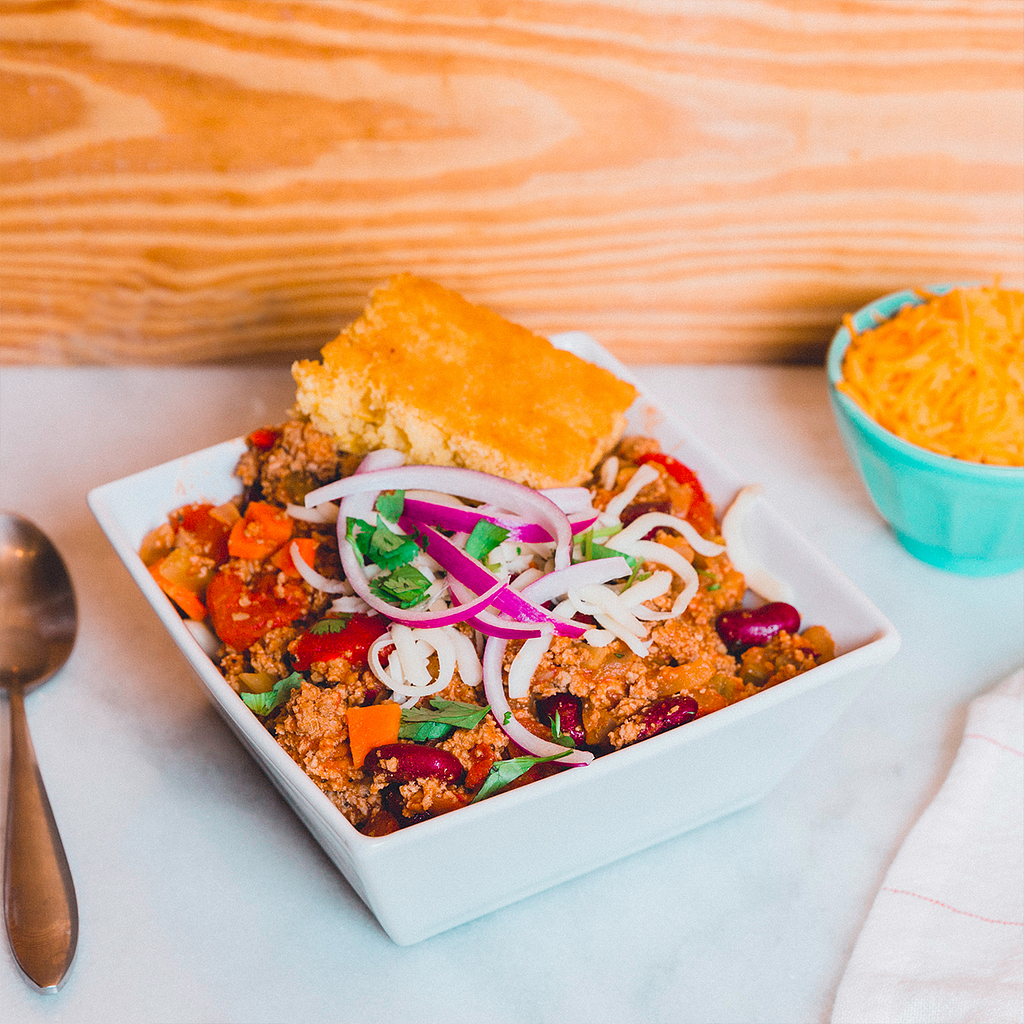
xmin=1 ymin=0 xmax=1022 ymax=364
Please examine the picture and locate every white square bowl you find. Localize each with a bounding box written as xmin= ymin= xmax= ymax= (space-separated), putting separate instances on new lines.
xmin=88 ymin=333 xmax=899 ymax=945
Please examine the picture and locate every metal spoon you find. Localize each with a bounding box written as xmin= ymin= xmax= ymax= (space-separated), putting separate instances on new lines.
xmin=0 ymin=512 xmax=78 ymax=991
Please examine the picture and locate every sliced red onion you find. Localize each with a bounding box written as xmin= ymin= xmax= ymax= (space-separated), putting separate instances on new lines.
xmin=401 ymin=497 xmax=596 ymax=544
xmin=289 ymin=540 xmax=348 ymax=594
xmin=399 ymin=518 xmax=588 ymax=638
xmin=467 ymin=612 xmax=548 ymax=640
xmin=507 ymin=633 xmax=555 ymax=699
xmin=335 ymin=462 xmax=509 ymax=626
xmin=307 ymin=462 xmax=574 ymax=570
xmin=445 ymin=578 xmax=548 ymax=640
xmin=286 ymin=501 xmax=338 ymax=524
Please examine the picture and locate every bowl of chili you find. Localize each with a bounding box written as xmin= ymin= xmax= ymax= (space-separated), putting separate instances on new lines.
xmin=89 ymin=331 xmax=899 ymax=944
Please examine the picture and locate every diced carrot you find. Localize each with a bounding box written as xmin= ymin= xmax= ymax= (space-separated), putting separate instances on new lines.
xmin=150 ymin=562 xmax=207 ymax=621
xmin=347 ymin=703 xmax=402 ymax=770
xmin=228 ymin=501 xmax=293 ymax=560
xmin=270 ymin=537 xmax=319 ymax=579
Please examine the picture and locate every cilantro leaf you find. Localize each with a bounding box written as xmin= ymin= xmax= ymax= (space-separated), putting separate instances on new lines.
xmin=374 ymin=490 xmax=405 ymax=523
xmin=369 ymin=563 xmax=431 ymax=608
xmin=398 ymin=699 xmax=491 ymax=741
xmin=472 ymin=749 xmax=573 ymax=802
xmin=465 ymin=520 xmax=509 ymax=561
xmin=347 ymin=514 xmax=421 ymax=571
xmin=369 ymin=516 xmax=420 ymax=570
xmin=306 ymin=615 xmax=351 ymax=635
xmin=400 ymin=720 xmax=455 ymax=742
xmin=240 ymin=671 xmax=303 ymax=716
xmin=345 ymin=517 xmax=375 ymax=564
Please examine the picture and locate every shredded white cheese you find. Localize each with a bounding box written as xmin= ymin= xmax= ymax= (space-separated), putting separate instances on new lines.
xmin=720 ymin=485 xmax=794 ymax=603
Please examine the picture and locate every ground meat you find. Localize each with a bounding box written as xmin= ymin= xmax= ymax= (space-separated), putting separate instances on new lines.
xmin=248 ymin=627 xmax=301 ymax=678
xmin=738 ymin=631 xmax=833 ymax=689
xmin=273 ymin=681 xmax=382 ymax=828
xmin=439 ymin=715 xmax=511 ymax=770
xmin=154 ymin=421 xmax=837 ymax=835
xmin=238 ymin=419 xmax=362 ymax=506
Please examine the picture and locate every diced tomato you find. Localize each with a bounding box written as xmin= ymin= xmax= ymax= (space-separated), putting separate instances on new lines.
xmin=463 ymin=744 xmax=496 ymax=791
xmin=247 ymin=427 xmax=280 ymax=451
xmin=270 ymin=537 xmax=319 ymax=579
xmin=635 ymin=452 xmax=716 ymax=535
xmin=170 ymin=503 xmax=232 ymax=562
xmin=291 ymin=613 xmax=390 ymax=672
xmin=227 ymin=501 xmax=293 ymax=560
xmin=205 ymin=567 xmax=310 ymax=650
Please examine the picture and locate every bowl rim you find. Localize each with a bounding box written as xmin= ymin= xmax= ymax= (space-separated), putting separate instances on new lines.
xmin=826 ymin=281 xmax=1024 ymax=481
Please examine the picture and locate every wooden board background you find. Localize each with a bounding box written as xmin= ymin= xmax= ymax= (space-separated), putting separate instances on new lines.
xmin=1 ymin=0 xmax=1022 ymax=365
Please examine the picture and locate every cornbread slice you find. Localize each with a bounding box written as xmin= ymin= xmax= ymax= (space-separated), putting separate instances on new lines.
xmin=292 ymin=274 xmax=637 ymax=488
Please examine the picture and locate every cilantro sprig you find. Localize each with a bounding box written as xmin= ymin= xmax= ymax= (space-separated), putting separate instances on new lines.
xmin=398 ymin=699 xmax=491 ymax=742
xmin=306 ymin=615 xmax=352 ymax=635
xmin=345 ymin=511 xmax=431 ymax=608
xmin=369 ymin=563 xmax=432 ymax=608
xmin=346 ymin=515 xmax=420 ymax=571
xmin=240 ymin=671 xmax=303 ymax=716
xmin=472 ymin=749 xmax=573 ymax=802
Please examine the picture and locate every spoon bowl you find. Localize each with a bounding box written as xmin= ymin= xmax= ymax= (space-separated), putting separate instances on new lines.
xmin=0 ymin=512 xmax=79 ymax=991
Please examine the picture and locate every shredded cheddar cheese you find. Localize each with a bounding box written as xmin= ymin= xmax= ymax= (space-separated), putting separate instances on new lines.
xmin=838 ymin=286 xmax=1024 ymax=466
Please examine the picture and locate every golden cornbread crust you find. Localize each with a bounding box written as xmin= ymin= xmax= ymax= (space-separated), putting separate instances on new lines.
xmin=291 ymin=274 xmax=637 ymax=487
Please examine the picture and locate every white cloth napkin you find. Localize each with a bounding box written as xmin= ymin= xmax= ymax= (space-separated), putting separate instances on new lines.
xmin=832 ymin=668 xmax=1024 ymax=1024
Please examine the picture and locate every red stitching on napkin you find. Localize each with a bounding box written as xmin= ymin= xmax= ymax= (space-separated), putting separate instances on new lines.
xmin=963 ymin=732 xmax=1023 ymax=757
xmin=883 ymin=888 xmax=1024 ymax=927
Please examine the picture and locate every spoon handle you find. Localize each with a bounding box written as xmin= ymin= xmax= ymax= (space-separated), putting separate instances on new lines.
xmin=4 ymin=683 xmax=78 ymax=991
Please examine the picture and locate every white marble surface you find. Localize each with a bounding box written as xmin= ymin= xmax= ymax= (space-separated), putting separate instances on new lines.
xmin=0 ymin=362 xmax=1021 ymax=1024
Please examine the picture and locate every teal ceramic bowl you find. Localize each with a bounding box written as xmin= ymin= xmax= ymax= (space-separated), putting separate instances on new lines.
xmin=827 ymin=283 xmax=1024 ymax=576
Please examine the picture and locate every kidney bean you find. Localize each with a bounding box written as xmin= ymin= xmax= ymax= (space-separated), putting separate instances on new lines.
xmin=629 ymin=694 xmax=699 ymax=742
xmin=364 ymin=743 xmax=464 ymax=783
xmin=619 ymin=498 xmax=672 ymax=528
xmin=535 ymin=693 xmax=587 ymax=747
xmin=716 ymin=602 xmax=801 ymax=654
